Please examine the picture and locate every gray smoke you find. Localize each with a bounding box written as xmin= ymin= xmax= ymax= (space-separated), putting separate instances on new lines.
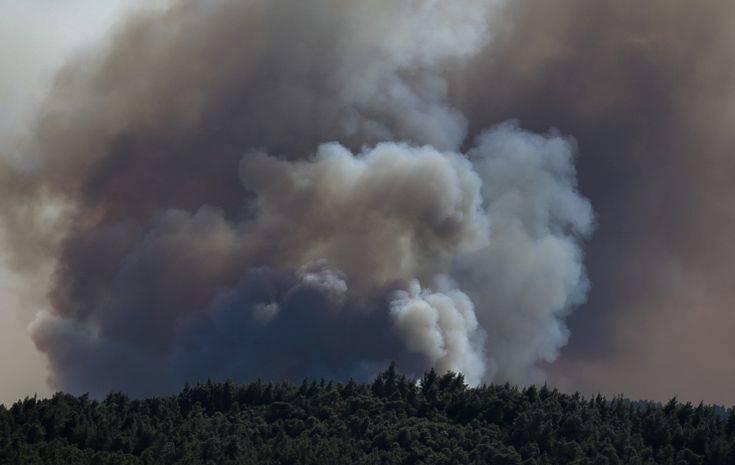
xmin=2 ymin=0 xmax=593 ymax=397
xmin=456 ymin=0 xmax=735 ymax=404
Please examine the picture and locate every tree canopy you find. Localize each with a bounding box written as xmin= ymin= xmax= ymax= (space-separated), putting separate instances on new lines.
xmin=1 ymin=365 xmax=733 ymax=465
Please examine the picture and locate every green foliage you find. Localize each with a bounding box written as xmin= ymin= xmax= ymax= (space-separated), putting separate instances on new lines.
xmin=0 ymin=368 xmax=732 ymax=465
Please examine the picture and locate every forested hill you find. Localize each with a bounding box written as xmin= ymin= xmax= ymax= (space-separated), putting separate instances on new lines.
xmin=2 ymin=366 xmax=734 ymax=465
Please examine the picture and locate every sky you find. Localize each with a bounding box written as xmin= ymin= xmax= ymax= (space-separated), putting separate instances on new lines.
xmin=1 ymin=0 xmax=735 ymax=407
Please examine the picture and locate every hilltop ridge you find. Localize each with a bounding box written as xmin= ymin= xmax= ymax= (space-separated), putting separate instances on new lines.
xmin=2 ymin=366 xmax=733 ymax=465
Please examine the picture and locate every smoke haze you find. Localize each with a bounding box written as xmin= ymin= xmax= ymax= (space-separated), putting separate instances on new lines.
xmin=0 ymin=0 xmax=172 ymax=404
xmin=455 ymin=0 xmax=735 ymax=403
xmin=2 ymin=0 xmax=735 ymax=404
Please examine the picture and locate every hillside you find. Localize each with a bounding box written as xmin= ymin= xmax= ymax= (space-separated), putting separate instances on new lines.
xmin=1 ymin=366 xmax=733 ymax=465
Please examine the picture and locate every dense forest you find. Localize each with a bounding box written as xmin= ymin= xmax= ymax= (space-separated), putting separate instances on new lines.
xmin=1 ymin=365 xmax=733 ymax=465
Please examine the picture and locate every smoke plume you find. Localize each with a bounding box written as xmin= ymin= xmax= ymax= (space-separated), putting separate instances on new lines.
xmin=456 ymin=0 xmax=735 ymax=403
xmin=1 ymin=0 xmax=594 ymax=397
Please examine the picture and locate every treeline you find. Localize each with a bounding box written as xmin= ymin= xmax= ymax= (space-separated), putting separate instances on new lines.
xmin=1 ymin=365 xmax=734 ymax=464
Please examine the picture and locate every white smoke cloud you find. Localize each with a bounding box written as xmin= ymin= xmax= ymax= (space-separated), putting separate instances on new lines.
xmin=238 ymin=141 xmax=489 ymax=285
xmin=390 ymin=278 xmax=486 ymax=385
xmin=457 ymin=122 xmax=594 ymax=383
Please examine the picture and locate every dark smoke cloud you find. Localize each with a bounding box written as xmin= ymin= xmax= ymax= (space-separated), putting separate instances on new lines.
xmin=2 ymin=0 xmax=596 ymax=398
xmin=9 ymin=0 xmax=733 ymax=404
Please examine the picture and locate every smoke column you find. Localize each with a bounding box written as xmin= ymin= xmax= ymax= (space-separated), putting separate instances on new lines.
xmin=0 ymin=0 xmax=593 ymax=398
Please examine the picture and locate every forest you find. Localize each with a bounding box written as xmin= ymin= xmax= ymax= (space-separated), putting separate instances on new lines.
xmin=1 ymin=365 xmax=733 ymax=465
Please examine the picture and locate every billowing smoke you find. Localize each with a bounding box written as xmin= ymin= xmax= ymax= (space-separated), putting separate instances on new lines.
xmin=2 ymin=0 xmax=593 ymax=398
xmin=457 ymin=0 xmax=735 ymax=404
